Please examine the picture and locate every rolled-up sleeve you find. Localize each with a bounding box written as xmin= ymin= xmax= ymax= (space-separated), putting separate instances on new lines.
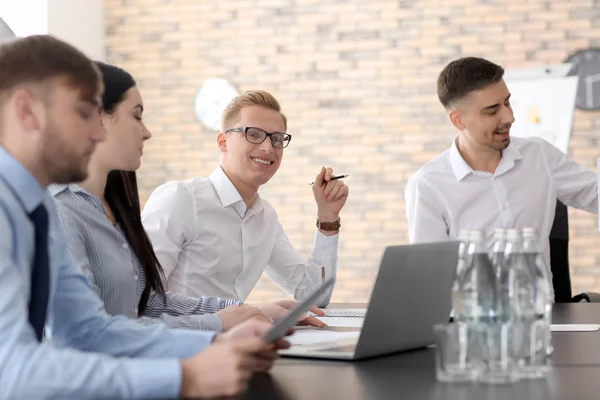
xmin=264 ymin=221 xmax=338 ymax=307
xmin=142 ymin=290 xmax=241 ymax=331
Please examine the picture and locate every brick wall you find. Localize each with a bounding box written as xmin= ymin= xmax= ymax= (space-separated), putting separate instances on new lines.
xmin=105 ymin=0 xmax=600 ymax=303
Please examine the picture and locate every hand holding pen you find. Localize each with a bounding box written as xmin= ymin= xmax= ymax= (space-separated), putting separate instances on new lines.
xmin=311 ymin=167 xmax=349 ymax=222
xmin=308 ymin=175 xmax=348 ymax=186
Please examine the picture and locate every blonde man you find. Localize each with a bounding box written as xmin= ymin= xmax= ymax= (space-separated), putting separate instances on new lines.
xmin=142 ymin=90 xmax=348 ymax=307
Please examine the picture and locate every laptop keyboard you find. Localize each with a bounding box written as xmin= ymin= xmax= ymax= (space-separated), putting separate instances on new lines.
xmin=317 ymin=308 xmax=366 ymax=317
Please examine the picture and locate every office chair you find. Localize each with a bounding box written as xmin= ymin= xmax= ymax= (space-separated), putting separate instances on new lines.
xmin=549 ymin=201 xmax=600 ymax=303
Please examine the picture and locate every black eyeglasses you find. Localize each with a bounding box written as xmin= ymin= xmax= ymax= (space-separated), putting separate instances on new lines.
xmin=225 ymin=126 xmax=292 ymax=149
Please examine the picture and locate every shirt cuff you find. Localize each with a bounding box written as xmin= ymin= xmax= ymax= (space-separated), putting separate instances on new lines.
xmin=167 ymin=329 xmax=217 ymax=358
xmin=314 ymin=228 xmax=339 ymax=243
xmin=127 ymin=358 xmax=182 ymax=399
xmin=312 ymin=229 xmax=339 ymax=263
xmin=219 ymin=298 xmax=242 ymax=309
xmin=194 ymin=313 xmax=225 ymax=332
xmin=127 ymin=330 xmax=216 ymax=397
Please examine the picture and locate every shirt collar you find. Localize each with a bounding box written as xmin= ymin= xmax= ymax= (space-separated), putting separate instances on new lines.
xmin=0 ymin=146 xmax=45 ymax=213
xmin=209 ymin=166 xmax=263 ymax=218
xmin=448 ymin=138 xmax=473 ymax=182
xmin=209 ymin=166 xmax=245 ymax=208
xmin=495 ymin=142 xmax=522 ymax=176
xmin=48 ymin=183 xmax=86 ymax=196
xmin=49 ymin=183 xmax=103 ymax=208
xmin=448 ymin=137 xmax=523 ymax=181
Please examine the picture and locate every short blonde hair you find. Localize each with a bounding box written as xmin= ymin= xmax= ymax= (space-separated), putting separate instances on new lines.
xmin=221 ymin=90 xmax=287 ymax=131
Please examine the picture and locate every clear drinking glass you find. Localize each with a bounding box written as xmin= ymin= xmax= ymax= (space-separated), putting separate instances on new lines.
xmin=433 ymin=322 xmax=480 ymax=382
xmin=478 ymin=322 xmax=519 ymax=384
xmin=517 ymin=319 xmax=551 ymax=379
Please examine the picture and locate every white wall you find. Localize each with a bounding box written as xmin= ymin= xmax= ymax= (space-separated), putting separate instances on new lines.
xmin=0 ymin=0 xmax=47 ymax=36
xmin=47 ymin=0 xmax=105 ymax=60
xmin=0 ymin=0 xmax=104 ymax=60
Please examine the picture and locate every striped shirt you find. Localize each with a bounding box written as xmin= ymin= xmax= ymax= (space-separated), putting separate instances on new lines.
xmin=49 ymin=184 xmax=241 ymax=332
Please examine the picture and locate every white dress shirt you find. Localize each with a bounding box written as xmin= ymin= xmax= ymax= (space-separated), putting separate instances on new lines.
xmin=405 ymin=136 xmax=598 ymax=268
xmin=142 ymin=166 xmax=338 ymax=307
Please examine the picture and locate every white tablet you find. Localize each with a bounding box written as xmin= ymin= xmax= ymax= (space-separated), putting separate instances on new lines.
xmin=263 ymin=277 xmax=335 ymax=344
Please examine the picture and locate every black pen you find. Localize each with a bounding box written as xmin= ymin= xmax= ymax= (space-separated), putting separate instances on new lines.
xmin=309 ymin=175 xmax=349 ymax=185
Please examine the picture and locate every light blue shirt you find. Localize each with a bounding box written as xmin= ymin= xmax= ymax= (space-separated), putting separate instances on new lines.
xmin=0 ymin=146 xmax=215 ymax=399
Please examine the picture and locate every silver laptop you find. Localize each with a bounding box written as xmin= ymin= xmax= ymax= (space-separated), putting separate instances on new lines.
xmin=279 ymin=241 xmax=459 ymax=360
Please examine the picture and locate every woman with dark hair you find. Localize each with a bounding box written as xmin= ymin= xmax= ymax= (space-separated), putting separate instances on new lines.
xmin=50 ymin=62 xmax=325 ymax=331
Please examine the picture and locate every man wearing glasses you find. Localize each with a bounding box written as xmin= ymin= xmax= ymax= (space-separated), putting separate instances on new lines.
xmin=142 ymin=90 xmax=348 ymax=307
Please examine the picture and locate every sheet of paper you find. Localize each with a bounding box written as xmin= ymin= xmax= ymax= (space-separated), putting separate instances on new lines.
xmin=287 ymin=329 xmax=361 ymax=346
xmin=316 ymin=317 xmax=364 ymax=328
xmin=550 ymin=324 xmax=600 ymax=332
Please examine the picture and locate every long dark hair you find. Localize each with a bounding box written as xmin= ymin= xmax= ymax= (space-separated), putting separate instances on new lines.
xmin=96 ymin=62 xmax=166 ymax=315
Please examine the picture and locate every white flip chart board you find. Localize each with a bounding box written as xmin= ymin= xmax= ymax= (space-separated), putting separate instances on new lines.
xmin=504 ymin=74 xmax=579 ymax=155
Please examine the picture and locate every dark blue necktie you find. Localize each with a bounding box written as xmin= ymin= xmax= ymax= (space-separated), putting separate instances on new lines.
xmin=28 ymin=204 xmax=50 ymax=342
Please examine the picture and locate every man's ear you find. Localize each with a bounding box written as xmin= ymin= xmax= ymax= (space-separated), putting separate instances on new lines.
xmin=448 ymin=108 xmax=466 ymax=131
xmin=13 ymin=89 xmax=42 ymax=132
xmin=217 ymin=132 xmax=227 ymax=153
xmin=100 ymin=110 xmax=115 ymax=127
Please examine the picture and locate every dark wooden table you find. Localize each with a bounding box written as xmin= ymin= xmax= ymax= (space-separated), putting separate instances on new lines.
xmin=243 ymin=304 xmax=600 ymax=400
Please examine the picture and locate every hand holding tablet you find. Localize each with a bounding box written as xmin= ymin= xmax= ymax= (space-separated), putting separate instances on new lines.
xmin=263 ymin=278 xmax=336 ymax=344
